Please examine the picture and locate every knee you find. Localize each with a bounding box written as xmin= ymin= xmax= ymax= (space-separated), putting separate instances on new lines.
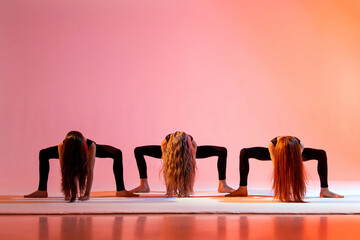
xmin=115 ymin=149 xmax=122 ymax=158
xmin=39 ymin=149 xmax=47 ymax=160
xmin=319 ymin=149 xmax=327 ymax=160
xmin=240 ymin=148 xmax=248 ymax=159
xmin=134 ymin=147 xmax=142 ymax=157
xmin=111 ymin=148 xmax=122 ymax=162
xmin=219 ymin=147 xmax=227 ymax=157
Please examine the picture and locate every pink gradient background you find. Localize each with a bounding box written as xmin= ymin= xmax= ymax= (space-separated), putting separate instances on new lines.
xmin=1 ymin=1 xmax=360 ymax=194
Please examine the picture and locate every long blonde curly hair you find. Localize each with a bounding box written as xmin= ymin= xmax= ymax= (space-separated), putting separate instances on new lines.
xmin=161 ymin=131 xmax=197 ymax=197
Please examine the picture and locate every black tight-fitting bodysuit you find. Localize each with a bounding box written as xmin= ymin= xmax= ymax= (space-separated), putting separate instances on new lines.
xmin=134 ymin=145 xmax=227 ymax=180
xmin=37 ymin=141 xmax=126 ymax=191
xmin=239 ymin=147 xmax=329 ymax=188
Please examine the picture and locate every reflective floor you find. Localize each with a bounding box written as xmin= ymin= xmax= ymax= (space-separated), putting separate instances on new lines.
xmin=0 ymin=214 xmax=359 ymax=240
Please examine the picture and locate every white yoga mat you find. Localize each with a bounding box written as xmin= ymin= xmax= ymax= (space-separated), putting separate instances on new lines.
xmin=1 ymin=189 xmax=359 ymax=215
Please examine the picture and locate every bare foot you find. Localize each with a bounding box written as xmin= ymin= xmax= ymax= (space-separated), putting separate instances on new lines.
xmin=24 ymin=190 xmax=48 ymax=198
xmin=131 ymin=179 xmax=150 ymax=193
xmin=165 ymin=192 xmax=174 ymax=197
xmin=225 ymin=186 xmax=248 ymax=197
xmin=218 ymin=180 xmax=235 ymax=193
xmin=116 ymin=190 xmax=139 ymax=197
xmin=130 ymin=185 xmax=150 ymax=193
xmin=79 ymin=195 xmax=90 ymax=201
xmin=177 ymin=194 xmax=190 ymax=198
xmin=320 ymin=188 xmax=344 ymax=198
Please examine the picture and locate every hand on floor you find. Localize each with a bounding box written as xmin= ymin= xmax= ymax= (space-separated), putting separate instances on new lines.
xmin=79 ymin=195 xmax=90 ymax=201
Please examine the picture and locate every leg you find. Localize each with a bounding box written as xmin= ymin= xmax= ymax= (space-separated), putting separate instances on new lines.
xmin=196 ymin=146 xmax=227 ymax=180
xmin=24 ymin=146 xmax=59 ymax=198
xmin=134 ymin=145 xmax=162 ymax=179
xmin=302 ymin=148 xmax=343 ymax=198
xmin=302 ymin=148 xmax=328 ymax=188
xmin=131 ymin=145 xmax=162 ymax=193
xmin=240 ymin=147 xmax=271 ymax=186
xmin=196 ymin=145 xmax=234 ymax=193
xmin=96 ymin=145 xmax=138 ymax=197
xmin=227 ymin=147 xmax=271 ymax=197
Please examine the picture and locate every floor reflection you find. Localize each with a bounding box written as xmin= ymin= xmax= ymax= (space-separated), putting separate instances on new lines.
xmin=134 ymin=216 xmax=146 ymax=239
xmin=239 ymin=216 xmax=249 ymax=240
xmin=60 ymin=216 xmax=93 ymax=240
xmin=273 ymin=216 xmax=305 ymax=240
xmin=38 ymin=217 xmax=48 ymax=240
xmin=318 ymin=216 xmax=328 ymax=240
xmin=112 ymin=216 xmax=123 ymax=240
xmin=0 ymin=214 xmax=359 ymax=240
xmin=217 ymin=216 xmax=226 ymax=239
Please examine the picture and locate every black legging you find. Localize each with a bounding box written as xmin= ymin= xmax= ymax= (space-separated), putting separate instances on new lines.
xmin=37 ymin=144 xmax=125 ymax=191
xmin=134 ymin=145 xmax=227 ymax=180
xmin=239 ymin=147 xmax=329 ymax=188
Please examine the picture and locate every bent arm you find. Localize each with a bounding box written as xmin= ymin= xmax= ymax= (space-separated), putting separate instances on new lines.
xmin=192 ymin=140 xmax=197 ymax=153
xmin=268 ymin=141 xmax=275 ymax=162
xmin=161 ymin=139 xmax=167 ymax=155
xmin=58 ymin=142 xmax=64 ymax=166
xmin=83 ymin=143 xmax=96 ymax=198
xmin=299 ymin=141 xmax=304 ymax=153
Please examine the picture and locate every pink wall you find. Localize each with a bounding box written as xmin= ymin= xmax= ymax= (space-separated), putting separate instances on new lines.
xmin=1 ymin=0 xmax=360 ymax=194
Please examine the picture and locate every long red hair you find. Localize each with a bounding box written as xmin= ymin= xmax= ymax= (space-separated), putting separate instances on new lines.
xmin=272 ymin=136 xmax=306 ymax=202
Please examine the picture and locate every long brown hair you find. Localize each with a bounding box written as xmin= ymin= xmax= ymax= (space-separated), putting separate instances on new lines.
xmin=272 ymin=136 xmax=306 ymax=202
xmin=61 ymin=131 xmax=88 ymax=202
xmin=162 ymin=132 xmax=197 ymax=197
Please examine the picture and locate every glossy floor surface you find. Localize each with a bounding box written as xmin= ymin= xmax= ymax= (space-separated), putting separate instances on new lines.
xmin=0 ymin=214 xmax=359 ymax=240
